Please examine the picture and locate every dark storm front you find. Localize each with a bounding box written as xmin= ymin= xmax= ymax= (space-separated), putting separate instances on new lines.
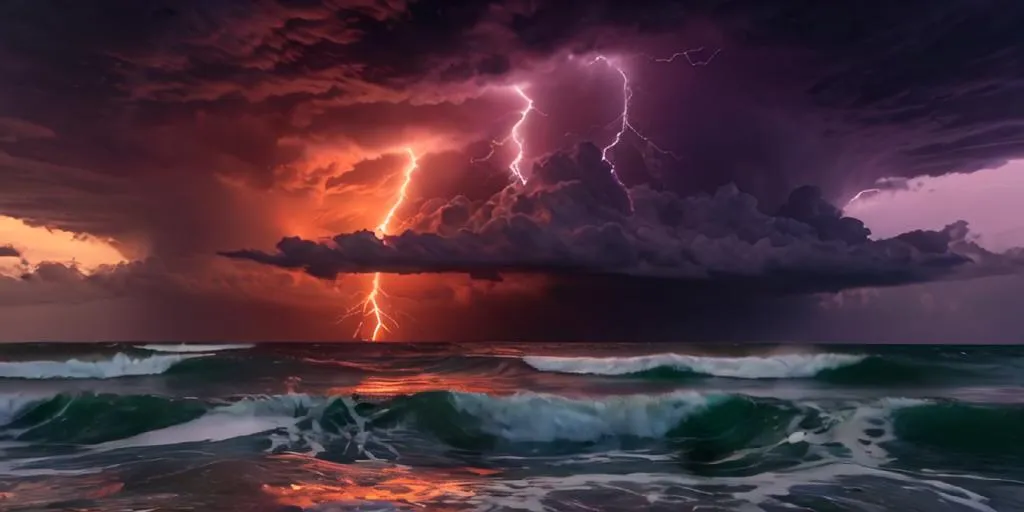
xmin=1 ymin=343 xmax=1023 ymax=511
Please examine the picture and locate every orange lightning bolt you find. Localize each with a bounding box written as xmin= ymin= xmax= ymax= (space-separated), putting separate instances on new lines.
xmin=472 ymin=86 xmax=540 ymax=185
xmin=346 ymin=148 xmax=419 ymax=341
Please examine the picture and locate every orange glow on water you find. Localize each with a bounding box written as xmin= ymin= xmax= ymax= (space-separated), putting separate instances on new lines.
xmin=261 ymin=455 xmax=480 ymax=510
xmin=343 ymin=374 xmax=513 ymax=397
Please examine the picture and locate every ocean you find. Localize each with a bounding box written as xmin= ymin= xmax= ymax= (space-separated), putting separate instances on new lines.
xmin=0 ymin=343 xmax=1022 ymax=511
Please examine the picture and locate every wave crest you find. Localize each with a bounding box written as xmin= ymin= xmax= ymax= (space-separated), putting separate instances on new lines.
xmin=4 ymin=391 xmax=1020 ymax=468
xmin=448 ymin=391 xmax=712 ymax=442
xmin=522 ymin=353 xmax=866 ymax=379
xmin=136 ymin=343 xmax=253 ymax=353
xmin=0 ymin=352 xmax=210 ymax=380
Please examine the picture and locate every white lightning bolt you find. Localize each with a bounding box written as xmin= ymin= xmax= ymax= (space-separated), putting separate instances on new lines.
xmin=472 ymin=86 xmax=541 ymax=185
xmin=593 ymin=56 xmax=634 ymax=195
xmin=652 ymin=46 xmax=722 ymax=66
xmin=844 ymin=188 xmax=882 ymax=209
xmin=589 ymin=55 xmax=685 ymax=209
xmin=582 ymin=49 xmax=721 ymax=208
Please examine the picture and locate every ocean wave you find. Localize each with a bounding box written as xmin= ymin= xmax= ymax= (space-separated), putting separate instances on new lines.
xmin=0 ymin=352 xmax=210 ymax=380
xmin=447 ymin=391 xmax=713 ymax=442
xmin=3 ymin=391 xmax=1020 ymax=465
xmin=101 ymin=394 xmax=323 ymax=450
xmin=522 ymin=353 xmax=866 ymax=379
xmin=136 ymin=343 xmax=254 ymax=353
xmin=342 ymin=392 xmax=1024 ymax=464
xmin=0 ymin=394 xmax=50 ymax=426
xmin=2 ymin=393 xmax=208 ymax=444
xmin=0 ymin=392 xmax=327 ymax=448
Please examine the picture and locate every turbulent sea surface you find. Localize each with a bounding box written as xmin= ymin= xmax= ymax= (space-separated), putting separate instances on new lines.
xmin=0 ymin=343 xmax=1022 ymax=511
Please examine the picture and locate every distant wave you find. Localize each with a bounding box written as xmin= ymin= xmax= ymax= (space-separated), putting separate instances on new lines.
xmin=3 ymin=391 xmax=1021 ymax=464
xmin=0 ymin=352 xmax=210 ymax=379
xmin=0 ymin=391 xmax=786 ymax=448
xmin=522 ymin=353 xmax=866 ymax=379
xmin=136 ymin=343 xmax=253 ymax=353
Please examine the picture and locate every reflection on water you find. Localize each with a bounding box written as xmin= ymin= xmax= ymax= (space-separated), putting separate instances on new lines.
xmin=345 ymin=374 xmax=513 ymax=397
xmin=262 ymin=454 xmax=481 ymax=510
xmin=0 ymin=474 xmax=125 ymax=510
xmin=0 ymin=455 xmax=488 ymax=511
xmin=323 ymin=364 xmax=677 ymax=400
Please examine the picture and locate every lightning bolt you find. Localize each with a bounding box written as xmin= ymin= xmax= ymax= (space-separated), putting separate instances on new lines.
xmin=590 ymin=56 xmax=682 ymax=209
xmin=844 ymin=188 xmax=881 ymax=209
xmin=472 ymin=86 xmax=540 ymax=185
xmin=587 ymin=49 xmax=721 ymax=207
xmin=592 ymin=56 xmax=634 ymax=196
xmin=652 ymin=46 xmax=722 ymax=66
xmin=345 ymin=148 xmax=419 ymax=341
xmin=376 ymin=148 xmax=419 ymax=237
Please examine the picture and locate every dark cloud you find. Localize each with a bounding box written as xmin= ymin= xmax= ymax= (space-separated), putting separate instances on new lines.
xmin=0 ymin=245 xmax=20 ymax=258
xmin=2 ymin=0 xmax=1024 ymax=340
xmin=226 ymin=143 xmax=1022 ymax=296
xmin=0 ymin=257 xmax=349 ymax=341
xmin=3 ymin=0 xmax=1023 ymax=238
xmin=0 ymin=117 xmax=56 ymax=143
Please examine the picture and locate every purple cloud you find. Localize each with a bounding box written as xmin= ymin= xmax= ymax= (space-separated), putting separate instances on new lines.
xmin=225 ymin=143 xmax=1019 ymax=295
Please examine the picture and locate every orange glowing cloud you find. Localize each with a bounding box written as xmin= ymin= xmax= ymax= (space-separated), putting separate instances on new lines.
xmin=0 ymin=216 xmax=126 ymax=273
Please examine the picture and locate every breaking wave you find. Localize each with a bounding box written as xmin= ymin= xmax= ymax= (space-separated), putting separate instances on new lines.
xmin=2 ymin=390 xmax=1020 ymax=466
xmin=136 ymin=343 xmax=254 ymax=353
xmin=0 ymin=352 xmax=210 ymax=379
xmin=522 ymin=353 xmax=867 ymax=379
xmin=519 ymin=353 xmax=972 ymax=384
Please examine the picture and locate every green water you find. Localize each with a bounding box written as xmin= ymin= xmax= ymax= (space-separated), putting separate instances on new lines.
xmin=0 ymin=342 xmax=1022 ymax=511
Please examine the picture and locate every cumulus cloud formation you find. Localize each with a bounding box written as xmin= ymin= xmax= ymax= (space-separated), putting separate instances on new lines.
xmin=0 ymin=245 xmax=19 ymax=258
xmin=225 ymin=143 xmax=1022 ymax=295
xmin=2 ymin=0 xmax=1022 ymax=249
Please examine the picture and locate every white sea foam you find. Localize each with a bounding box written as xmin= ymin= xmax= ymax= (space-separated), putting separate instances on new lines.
xmin=0 ymin=352 xmax=210 ymax=379
xmin=0 ymin=394 xmax=336 ymax=476
xmin=137 ymin=343 xmax=253 ymax=353
xmin=473 ymin=463 xmax=998 ymax=512
xmin=0 ymin=393 xmax=49 ymax=425
xmin=96 ymin=393 xmax=396 ymax=459
xmin=522 ymin=353 xmax=866 ymax=379
xmin=450 ymin=391 xmax=712 ymax=442
xmin=101 ymin=394 xmax=324 ymax=450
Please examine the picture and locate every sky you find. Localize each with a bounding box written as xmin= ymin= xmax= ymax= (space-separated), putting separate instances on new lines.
xmin=2 ymin=0 xmax=1024 ymax=342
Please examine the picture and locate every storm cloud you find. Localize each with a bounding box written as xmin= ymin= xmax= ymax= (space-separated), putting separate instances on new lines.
xmin=0 ymin=245 xmax=19 ymax=258
xmin=2 ymin=0 xmax=1024 ymax=340
xmin=227 ymin=143 xmax=1023 ymax=295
